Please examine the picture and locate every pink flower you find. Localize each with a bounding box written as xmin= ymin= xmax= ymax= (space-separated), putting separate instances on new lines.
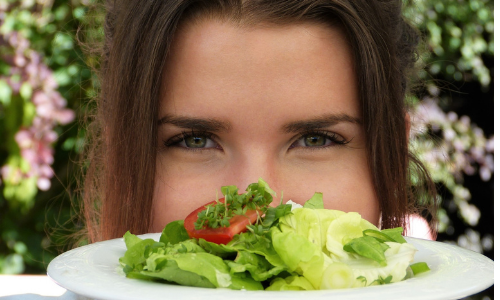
xmin=39 ymin=165 xmax=53 ymax=178
xmin=54 ymin=109 xmax=75 ymax=124
xmin=15 ymin=130 xmax=33 ymax=148
xmin=43 ymin=131 xmax=58 ymax=143
xmin=37 ymin=177 xmax=51 ymax=191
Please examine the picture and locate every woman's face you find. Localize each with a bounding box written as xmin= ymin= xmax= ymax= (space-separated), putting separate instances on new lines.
xmin=152 ymin=19 xmax=379 ymax=231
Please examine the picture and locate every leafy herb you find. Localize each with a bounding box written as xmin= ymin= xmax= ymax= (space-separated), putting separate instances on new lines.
xmin=356 ymin=275 xmax=367 ymax=286
xmin=371 ymin=275 xmax=393 ymax=285
xmin=194 ymin=178 xmax=277 ymax=230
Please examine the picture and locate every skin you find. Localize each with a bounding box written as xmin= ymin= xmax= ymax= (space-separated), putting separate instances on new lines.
xmin=151 ymin=19 xmax=380 ymax=232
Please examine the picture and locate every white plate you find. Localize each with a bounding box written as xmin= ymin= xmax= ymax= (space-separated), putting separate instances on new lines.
xmin=47 ymin=234 xmax=493 ymax=300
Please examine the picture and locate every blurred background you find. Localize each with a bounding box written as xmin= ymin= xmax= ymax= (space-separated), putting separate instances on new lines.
xmin=0 ymin=0 xmax=493 ymax=299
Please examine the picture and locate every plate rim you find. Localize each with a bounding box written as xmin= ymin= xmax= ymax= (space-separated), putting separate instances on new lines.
xmin=47 ymin=234 xmax=494 ymax=300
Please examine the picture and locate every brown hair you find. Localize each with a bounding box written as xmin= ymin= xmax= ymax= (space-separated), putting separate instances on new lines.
xmin=82 ymin=0 xmax=437 ymax=242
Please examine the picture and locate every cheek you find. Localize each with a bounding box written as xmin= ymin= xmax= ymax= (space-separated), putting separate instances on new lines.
xmin=151 ymin=159 xmax=227 ymax=232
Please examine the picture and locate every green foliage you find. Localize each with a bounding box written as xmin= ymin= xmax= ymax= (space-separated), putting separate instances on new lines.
xmin=405 ymin=0 xmax=493 ymax=86
xmin=0 ymin=0 xmax=95 ymax=274
xmin=404 ymin=0 xmax=494 ymax=259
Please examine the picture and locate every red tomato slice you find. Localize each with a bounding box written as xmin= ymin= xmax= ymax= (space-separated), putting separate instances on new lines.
xmin=184 ymin=198 xmax=259 ymax=244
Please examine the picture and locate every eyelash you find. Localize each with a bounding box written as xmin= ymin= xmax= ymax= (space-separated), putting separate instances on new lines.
xmin=163 ymin=130 xmax=350 ymax=150
xmin=289 ymin=130 xmax=350 ymax=150
xmin=163 ymin=131 xmax=220 ymax=150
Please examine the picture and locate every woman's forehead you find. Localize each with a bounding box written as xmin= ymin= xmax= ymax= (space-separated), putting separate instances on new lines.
xmin=160 ymin=19 xmax=359 ymax=124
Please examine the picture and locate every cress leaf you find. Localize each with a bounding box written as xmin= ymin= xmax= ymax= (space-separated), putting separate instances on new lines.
xmin=221 ymin=185 xmax=238 ymax=197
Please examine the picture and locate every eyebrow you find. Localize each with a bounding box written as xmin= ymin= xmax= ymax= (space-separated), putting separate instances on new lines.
xmin=282 ymin=113 xmax=361 ymax=133
xmin=158 ymin=115 xmax=232 ymax=132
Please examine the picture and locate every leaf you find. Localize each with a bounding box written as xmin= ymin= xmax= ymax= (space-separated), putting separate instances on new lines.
xmin=384 ymin=275 xmax=393 ymax=284
xmin=119 ymin=236 xmax=156 ymax=271
xmin=343 ymin=236 xmax=389 ymax=266
xmin=141 ymin=259 xmax=217 ymax=288
xmin=362 ymin=230 xmax=394 ymax=242
xmin=303 ymin=192 xmax=324 ymax=209
xmin=410 ymin=262 xmax=430 ymax=275
xmin=267 ymin=275 xmax=315 ymax=291
xmin=226 ymin=251 xmax=287 ymax=281
xmin=198 ymin=239 xmax=237 ymax=259
xmin=356 ymin=275 xmax=367 ymax=286
xmin=221 ymin=185 xmax=238 ymax=197
xmin=123 ymin=231 xmax=143 ymax=249
xmin=0 ymin=80 xmax=12 ymax=105
xmin=379 ymin=227 xmax=407 ymax=244
xmin=159 ymin=220 xmax=190 ymax=245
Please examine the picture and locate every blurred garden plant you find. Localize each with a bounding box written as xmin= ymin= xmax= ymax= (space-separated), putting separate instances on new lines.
xmin=0 ymin=0 xmax=494 ymax=286
xmin=0 ymin=0 xmax=94 ymax=274
xmin=405 ymin=0 xmax=494 ymax=255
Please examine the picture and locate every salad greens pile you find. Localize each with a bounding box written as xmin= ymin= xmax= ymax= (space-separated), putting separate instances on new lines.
xmin=119 ymin=179 xmax=428 ymax=290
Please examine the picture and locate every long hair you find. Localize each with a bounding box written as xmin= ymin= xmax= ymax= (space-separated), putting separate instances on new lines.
xmin=82 ymin=0 xmax=437 ymax=242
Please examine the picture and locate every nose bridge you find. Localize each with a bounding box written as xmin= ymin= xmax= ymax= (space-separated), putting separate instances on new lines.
xmin=229 ymin=148 xmax=279 ymax=193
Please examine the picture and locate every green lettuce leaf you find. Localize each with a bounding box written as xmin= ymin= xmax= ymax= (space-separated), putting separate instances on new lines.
xmin=303 ymin=192 xmax=324 ymax=209
xmin=141 ymin=258 xmax=216 ymax=288
xmin=123 ymin=231 xmax=144 ymax=249
xmin=270 ymin=226 xmax=324 ymax=289
xmin=119 ymin=233 xmax=156 ymax=271
xmin=227 ymin=231 xmax=287 ymax=268
xmin=343 ymin=242 xmax=417 ymax=287
xmin=325 ymin=212 xmax=379 ymax=261
xmin=320 ymin=261 xmax=355 ymax=289
xmin=198 ymin=238 xmax=237 ymax=259
xmin=279 ymin=208 xmax=345 ymax=250
xmin=379 ymin=227 xmax=407 ymax=244
xmin=120 ymin=232 xmax=263 ymax=290
xmin=343 ymin=235 xmax=390 ymax=266
xmin=410 ymin=262 xmax=430 ymax=275
xmin=266 ymin=275 xmax=315 ymax=291
xmin=226 ymin=251 xmax=288 ymax=281
xmin=159 ymin=220 xmax=190 ymax=245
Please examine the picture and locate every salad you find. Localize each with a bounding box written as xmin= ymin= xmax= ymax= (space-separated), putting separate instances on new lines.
xmin=119 ymin=179 xmax=429 ymax=291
